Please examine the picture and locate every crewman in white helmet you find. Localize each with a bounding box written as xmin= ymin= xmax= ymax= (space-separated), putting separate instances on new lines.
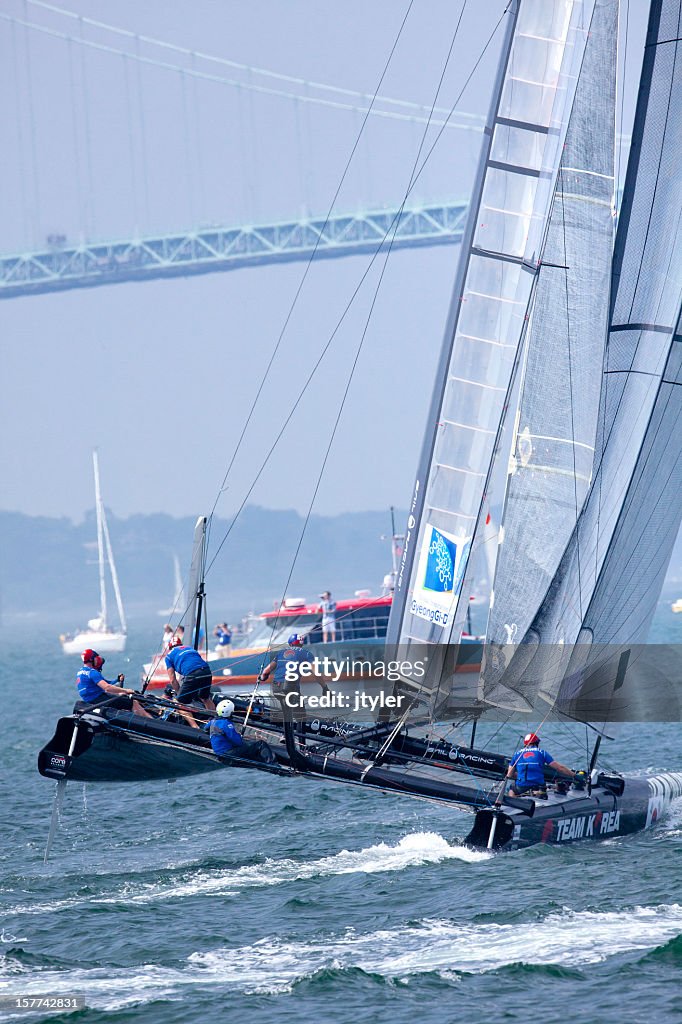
xmin=208 ymin=700 xmax=276 ymax=765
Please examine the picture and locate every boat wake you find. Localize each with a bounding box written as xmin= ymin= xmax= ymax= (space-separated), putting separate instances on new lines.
xmin=4 ymin=833 xmax=488 ymax=917
xmin=2 ymin=904 xmax=681 ymax=1005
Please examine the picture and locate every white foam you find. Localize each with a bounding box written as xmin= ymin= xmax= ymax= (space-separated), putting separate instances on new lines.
xmin=6 ymin=833 xmax=488 ymax=915
xmin=2 ymin=904 xmax=681 ymax=1004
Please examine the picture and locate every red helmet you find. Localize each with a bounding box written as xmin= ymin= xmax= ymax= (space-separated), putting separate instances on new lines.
xmin=82 ymin=649 xmax=105 ymax=670
xmin=168 ymin=636 xmax=184 ymax=648
xmin=524 ymin=732 xmax=540 ymax=746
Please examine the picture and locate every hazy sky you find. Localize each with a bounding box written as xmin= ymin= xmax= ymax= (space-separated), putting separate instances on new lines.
xmin=1 ymin=0 xmax=647 ymax=525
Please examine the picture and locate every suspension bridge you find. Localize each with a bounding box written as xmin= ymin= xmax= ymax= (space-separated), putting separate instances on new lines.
xmin=1 ymin=0 xmax=486 ymax=300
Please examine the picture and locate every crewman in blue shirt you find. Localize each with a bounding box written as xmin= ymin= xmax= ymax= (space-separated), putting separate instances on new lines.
xmin=165 ymin=636 xmax=216 ymax=726
xmin=77 ymin=649 xmax=151 ymax=717
xmin=208 ymin=700 xmax=276 ymax=765
xmin=503 ymin=732 xmax=574 ymax=797
xmin=258 ymin=634 xmax=314 ymax=693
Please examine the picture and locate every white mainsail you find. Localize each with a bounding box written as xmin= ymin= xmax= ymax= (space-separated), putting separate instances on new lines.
xmin=60 ymin=451 xmax=127 ymax=654
xmin=388 ymin=0 xmax=597 ymax=651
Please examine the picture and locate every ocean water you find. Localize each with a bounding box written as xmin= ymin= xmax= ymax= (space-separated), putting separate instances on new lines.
xmin=2 ymin=598 xmax=682 ymax=1024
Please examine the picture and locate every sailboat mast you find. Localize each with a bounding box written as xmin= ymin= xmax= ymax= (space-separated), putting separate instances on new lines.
xmin=101 ymin=506 xmax=127 ymax=635
xmin=92 ymin=450 xmax=107 ymax=629
xmin=186 ymin=517 xmax=208 ymax=651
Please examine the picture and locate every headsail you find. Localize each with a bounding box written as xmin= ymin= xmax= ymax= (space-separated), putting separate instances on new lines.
xmin=486 ymin=0 xmax=618 ymax=647
xmin=388 ymin=0 xmax=597 ymax=658
xmin=525 ymin=0 xmax=682 ymax=649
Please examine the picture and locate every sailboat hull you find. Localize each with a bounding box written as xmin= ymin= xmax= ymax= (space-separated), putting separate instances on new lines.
xmin=465 ymin=773 xmax=682 ymax=851
xmin=61 ymin=630 xmax=126 ymax=654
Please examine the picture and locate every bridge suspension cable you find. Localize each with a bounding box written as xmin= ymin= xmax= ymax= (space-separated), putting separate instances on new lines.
xmin=9 ymin=2 xmax=486 ymax=132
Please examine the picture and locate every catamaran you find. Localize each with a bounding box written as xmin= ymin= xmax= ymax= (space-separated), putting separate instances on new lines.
xmin=59 ymin=451 xmax=127 ymax=655
xmin=41 ymin=0 xmax=682 ymax=853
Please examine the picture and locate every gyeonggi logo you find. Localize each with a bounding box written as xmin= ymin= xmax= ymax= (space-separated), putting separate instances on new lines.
xmin=410 ymin=598 xmax=449 ymax=626
xmin=423 ymin=526 xmax=457 ymax=594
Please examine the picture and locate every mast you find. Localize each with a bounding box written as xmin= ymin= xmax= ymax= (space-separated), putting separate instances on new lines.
xmin=101 ymin=503 xmax=127 ymax=635
xmin=185 ymin=516 xmax=207 ymax=650
xmin=92 ymin=449 xmax=107 ymax=629
xmin=387 ymin=0 xmax=598 ymax=659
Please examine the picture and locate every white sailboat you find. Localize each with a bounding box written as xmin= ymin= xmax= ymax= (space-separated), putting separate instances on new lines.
xmin=60 ymin=451 xmax=127 ymax=654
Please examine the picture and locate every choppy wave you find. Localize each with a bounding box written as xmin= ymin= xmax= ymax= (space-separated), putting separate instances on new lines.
xmin=4 ymin=833 xmax=488 ymax=917
xmin=1 ymin=904 xmax=681 ymax=1006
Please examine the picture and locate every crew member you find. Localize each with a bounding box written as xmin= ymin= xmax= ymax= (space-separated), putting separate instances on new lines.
xmin=320 ymin=591 xmax=337 ymax=642
xmin=77 ymin=649 xmax=151 ymax=717
xmin=165 ymin=637 xmax=216 ymax=725
xmin=503 ymin=732 xmax=574 ymax=797
xmin=208 ymin=699 xmax=276 ymax=764
xmin=258 ymin=633 xmax=314 ymax=695
xmin=258 ymin=633 xmax=316 ymax=734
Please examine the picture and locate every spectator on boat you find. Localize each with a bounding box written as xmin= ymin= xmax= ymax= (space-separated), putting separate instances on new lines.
xmin=162 ymin=624 xmax=174 ymax=649
xmin=165 ymin=637 xmax=216 ymax=725
xmin=320 ymin=591 xmax=337 ymax=642
xmin=502 ymin=733 xmax=574 ymax=798
xmin=207 ymin=699 xmax=276 ymax=765
xmin=213 ymin=623 xmax=232 ymax=650
xmin=77 ymin=649 xmax=151 ymax=718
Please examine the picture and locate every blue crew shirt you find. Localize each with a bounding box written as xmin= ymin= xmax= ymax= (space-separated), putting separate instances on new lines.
xmin=165 ymin=645 xmax=209 ymax=675
xmin=272 ymin=646 xmax=314 ymax=684
xmin=511 ymin=746 xmax=554 ymax=787
xmin=208 ymin=718 xmax=244 ymax=756
xmin=77 ymin=667 xmax=114 ymax=702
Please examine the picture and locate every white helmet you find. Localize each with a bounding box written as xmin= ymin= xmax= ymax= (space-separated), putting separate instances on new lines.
xmin=216 ymin=699 xmax=235 ymax=718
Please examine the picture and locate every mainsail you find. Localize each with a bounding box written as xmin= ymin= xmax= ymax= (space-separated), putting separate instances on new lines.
xmin=388 ymin=0 xmax=597 ymax=653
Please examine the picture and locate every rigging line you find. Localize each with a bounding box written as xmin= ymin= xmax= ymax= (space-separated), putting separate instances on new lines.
xmin=254 ymin=0 xmax=471 ymax=665
xmin=5 ymin=10 xmax=477 ymax=131
xmin=204 ymin=0 xmax=417 ymax=554
xmin=25 ymin=0 xmax=481 ymax=124
xmin=204 ymin=4 xmax=507 ymax=573
xmin=559 ymin=165 xmax=583 ymax=623
xmin=204 ymin=4 xmax=510 ymax=575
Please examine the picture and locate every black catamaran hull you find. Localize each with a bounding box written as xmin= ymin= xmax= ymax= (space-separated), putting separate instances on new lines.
xmin=38 ymin=711 xmax=682 ymax=852
xmin=39 ymin=712 xmax=248 ymax=783
xmin=465 ymin=773 xmax=682 ymax=851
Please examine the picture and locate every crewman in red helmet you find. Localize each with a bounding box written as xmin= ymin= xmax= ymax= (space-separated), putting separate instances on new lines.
xmin=77 ymin=649 xmax=151 ymax=717
xmin=502 ymin=732 xmax=574 ymax=798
